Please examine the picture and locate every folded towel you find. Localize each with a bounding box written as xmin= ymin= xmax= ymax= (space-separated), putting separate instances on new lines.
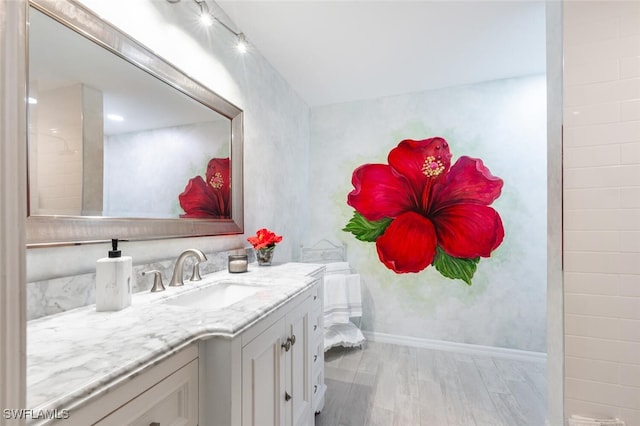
xmin=345 ymin=274 xmax=362 ymax=318
xmin=323 ymin=274 xmax=350 ymax=326
xmin=323 ymin=273 xmax=363 ymax=327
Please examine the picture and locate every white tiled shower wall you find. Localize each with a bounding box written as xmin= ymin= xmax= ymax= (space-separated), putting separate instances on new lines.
xmin=563 ymin=1 xmax=640 ymax=423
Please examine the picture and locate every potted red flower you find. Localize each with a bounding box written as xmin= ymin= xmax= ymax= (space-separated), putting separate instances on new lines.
xmin=247 ymin=228 xmax=283 ymax=266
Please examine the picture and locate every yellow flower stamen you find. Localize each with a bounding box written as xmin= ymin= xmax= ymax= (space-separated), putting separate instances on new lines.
xmin=209 ymin=172 xmax=224 ymax=189
xmin=422 ymin=156 xmax=444 ymax=177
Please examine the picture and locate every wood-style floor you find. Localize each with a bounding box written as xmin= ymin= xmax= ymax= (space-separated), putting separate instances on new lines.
xmin=315 ymin=341 xmax=547 ymax=426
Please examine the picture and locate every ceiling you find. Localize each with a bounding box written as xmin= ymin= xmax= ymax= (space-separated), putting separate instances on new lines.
xmin=216 ymin=0 xmax=547 ymax=107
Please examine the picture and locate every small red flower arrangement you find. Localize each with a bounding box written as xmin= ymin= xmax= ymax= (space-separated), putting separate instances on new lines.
xmin=247 ymin=228 xmax=283 ymax=250
xmin=248 ymin=228 xmax=283 ymax=266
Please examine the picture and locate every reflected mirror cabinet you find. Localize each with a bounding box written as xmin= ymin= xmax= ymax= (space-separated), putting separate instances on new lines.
xmin=26 ymin=0 xmax=244 ymax=246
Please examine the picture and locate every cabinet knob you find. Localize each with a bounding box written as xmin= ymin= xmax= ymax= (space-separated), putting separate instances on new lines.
xmin=285 ymin=392 xmax=292 ymax=402
xmin=313 ymin=325 xmax=317 ymax=331
xmin=313 ymin=385 xmax=318 ymax=394
xmin=281 ymin=339 xmax=291 ymax=351
xmin=290 ymin=334 xmax=296 ymax=346
xmin=313 ymin=355 xmax=318 ymax=362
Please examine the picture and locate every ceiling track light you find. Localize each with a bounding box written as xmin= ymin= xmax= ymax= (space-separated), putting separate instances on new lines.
xmin=167 ymin=0 xmax=249 ymax=53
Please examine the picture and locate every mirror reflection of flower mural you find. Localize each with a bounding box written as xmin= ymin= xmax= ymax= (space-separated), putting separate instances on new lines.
xmin=343 ymin=137 xmax=504 ymax=284
xmin=179 ymin=157 xmax=230 ymax=219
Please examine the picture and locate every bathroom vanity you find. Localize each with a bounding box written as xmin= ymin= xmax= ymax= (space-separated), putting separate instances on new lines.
xmin=26 ymin=263 xmax=325 ymax=426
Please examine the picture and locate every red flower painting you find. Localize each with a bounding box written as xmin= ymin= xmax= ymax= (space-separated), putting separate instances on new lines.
xmin=179 ymin=157 xmax=230 ymax=219
xmin=344 ymin=137 xmax=504 ymax=284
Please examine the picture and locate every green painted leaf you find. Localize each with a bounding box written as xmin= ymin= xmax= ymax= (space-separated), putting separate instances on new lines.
xmin=432 ymin=247 xmax=480 ymax=285
xmin=343 ymin=211 xmax=392 ymax=242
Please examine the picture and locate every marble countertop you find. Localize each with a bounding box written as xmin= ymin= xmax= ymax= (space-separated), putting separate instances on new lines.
xmin=27 ymin=262 xmax=324 ymax=416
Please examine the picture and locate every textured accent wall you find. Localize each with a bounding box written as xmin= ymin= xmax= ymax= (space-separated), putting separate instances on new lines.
xmin=563 ymin=1 xmax=640 ymax=423
xmin=309 ymin=75 xmax=547 ymax=352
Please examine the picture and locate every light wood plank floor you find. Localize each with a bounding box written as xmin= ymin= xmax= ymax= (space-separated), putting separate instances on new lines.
xmin=315 ymin=341 xmax=547 ymax=426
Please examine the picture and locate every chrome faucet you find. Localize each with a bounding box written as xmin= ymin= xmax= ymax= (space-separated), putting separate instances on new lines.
xmin=169 ymin=249 xmax=207 ymax=287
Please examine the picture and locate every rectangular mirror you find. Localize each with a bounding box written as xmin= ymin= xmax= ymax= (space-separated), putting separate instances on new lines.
xmin=27 ymin=0 xmax=244 ymax=246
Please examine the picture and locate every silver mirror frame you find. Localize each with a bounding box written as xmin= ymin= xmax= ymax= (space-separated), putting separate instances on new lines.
xmin=26 ymin=0 xmax=244 ymax=247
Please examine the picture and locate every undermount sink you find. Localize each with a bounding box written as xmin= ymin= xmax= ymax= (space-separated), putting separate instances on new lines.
xmin=162 ymin=281 xmax=263 ymax=310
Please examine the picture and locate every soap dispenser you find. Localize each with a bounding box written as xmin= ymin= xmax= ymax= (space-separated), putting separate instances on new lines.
xmin=96 ymin=239 xmax=132 ymax=312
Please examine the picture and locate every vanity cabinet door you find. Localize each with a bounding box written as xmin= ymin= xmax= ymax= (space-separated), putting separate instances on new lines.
xmin=240 ymin=295 xmax=314 ymax=426
xmin=241 ymin=317 xmax=286 ymax=426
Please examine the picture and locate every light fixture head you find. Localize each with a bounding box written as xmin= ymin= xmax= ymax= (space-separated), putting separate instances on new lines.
xmin=237 ymin=33 xmax=248 ymax=53
xmin=195 ymin=0 xmax=213 ymax=26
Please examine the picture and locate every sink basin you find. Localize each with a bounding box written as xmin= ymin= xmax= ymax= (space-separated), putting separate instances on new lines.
xmin=163 ymin=281 xmax=262 ymax=310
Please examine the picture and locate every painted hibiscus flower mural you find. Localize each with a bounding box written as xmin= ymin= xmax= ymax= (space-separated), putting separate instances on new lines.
xmin=344 ymin=137 xmax=504 ymax=284
xmin=179 ymin=157 xmax=230 ymax=219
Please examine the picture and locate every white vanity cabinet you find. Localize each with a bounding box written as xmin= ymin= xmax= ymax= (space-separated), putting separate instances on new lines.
xmin=200 ymin=277 xmax=323 ymax=426
xmin=63 ymin=344 xmax=199 ymax=426
xmin=241 ymin=296 xmax=312 ymax=426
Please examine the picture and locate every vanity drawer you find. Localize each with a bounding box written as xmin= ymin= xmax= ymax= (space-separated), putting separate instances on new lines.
xmin=96 ymin=359 xmax=198 ymax=426
xmin=312 ymin=340 xmax=323 ymax=373
xmin=311 ymin=368 xmax=326 ymax=414
xmin=310 ymin=282 xmax=322 ymax=311
xmin=311 ymin=307 xmax=323 ymax=341
xmin=65 ymin=345 xmax=198 ymax=426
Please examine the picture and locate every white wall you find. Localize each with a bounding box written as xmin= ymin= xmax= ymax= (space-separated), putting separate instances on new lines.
xmin=563 ymin=1 xmax=640 ymax=423
xmin=26 ymin=0 xmax=310 ymax=282
xmin=308 ymin=75 xmax=547 ymax=352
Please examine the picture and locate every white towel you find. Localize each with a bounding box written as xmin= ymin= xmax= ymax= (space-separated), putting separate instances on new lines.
xmin=345 ymin=274 xmax=362 ymax=318
xmin=323 ymin=274 xmax=350 ymax=326
xmin=323 ymin=273 xmax=363 ymax=327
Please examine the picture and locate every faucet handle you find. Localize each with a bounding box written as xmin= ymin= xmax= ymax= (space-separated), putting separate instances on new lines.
xmin=143 ymin=270 xmax=166 ymax=292
xmin=189 ymin=262 xmax=203 ymax=282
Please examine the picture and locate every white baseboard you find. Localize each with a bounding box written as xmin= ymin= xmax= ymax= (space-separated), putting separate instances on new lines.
xmin=362 ymin=331 xmax=547 ymax=363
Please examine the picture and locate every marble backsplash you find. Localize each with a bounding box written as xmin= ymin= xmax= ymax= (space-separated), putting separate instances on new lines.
xmin=27 ymin=247 xmax=254 ymax=320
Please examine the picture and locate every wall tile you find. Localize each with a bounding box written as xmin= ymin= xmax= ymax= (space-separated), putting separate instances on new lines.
xmin=564 ymin=165 xmax=640 ymax=189
xmin=621 ymin=99 xmax=640 ymax=121
xmin=565 ymin=356 xmax=619 ymax=383
xmin=565 ymin=294 xmax=640 ymax=320
xmin=564 ymin=188 xmax=622 ymax=209
xmin=620 ymin=231 xmax=640 ymax=252
xmin=564 ymin=78 xmax=640 ymax=107
xmin=620 ymin=408 xmax=640 ymax=426
xmin=621 ymin=56 xmax=640 ymax=79
xmin=564 ymin=144 xmax=621 ymax=168
xmin=619 ymin=274 xmax=640 ymax=297
xmin=620 ymin=187 xmax=640 ymax=208
xmin=620 ymin=141 xmax=640 ymax=164
xmin=564 ymin=210 xmax=639 ymax=231
xmin=565 ymin=58 xmax=620 ymax=85
xmin=564 ymin=231 xmax=620 ymax=252
xmin=564 ymin=251 xmax=640 ymax=275
xmin=565 ymin=314 xmax=621 ymax=339
xmin=564 ymin=35 xmax=640 ymax=71
xmin=619 ymin=319 xmax=640 ymax=343
xmin=564 ymin=121 xmax=640 ymax=147
xmin=565 ymin=335 xmax=640 ymax=365
xmin=565 ymin=272 xmax=620 ymax=296
xmin=566 ymin=378 xmax=640 ymax=409
xmin=566 ymin=398 xmax=621 ymax=423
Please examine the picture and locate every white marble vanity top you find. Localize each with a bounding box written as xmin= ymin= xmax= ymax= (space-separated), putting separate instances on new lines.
xmin=26 ymin=262 xmax=324 ymax=416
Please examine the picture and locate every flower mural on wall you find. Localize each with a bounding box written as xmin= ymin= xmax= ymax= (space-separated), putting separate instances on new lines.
xmin=344 ymin=137 xmax=504 ymax=284
xmin=179 ymin=157 xmax=231 ymax=219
